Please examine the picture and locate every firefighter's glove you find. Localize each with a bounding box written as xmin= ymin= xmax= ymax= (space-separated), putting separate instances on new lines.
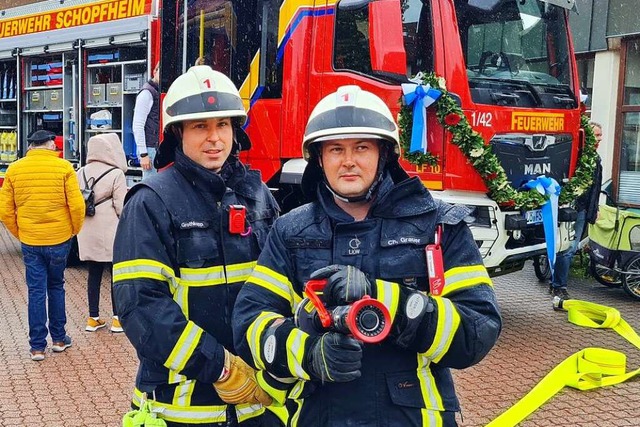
xmin=393 ymin=289 xmax=435 ymax=352
xmin=305 ymin=332 xmax=362 ymax=383
xmin=310 ymin=264 xmax=371 ymax=306
xmin=214 ymin=349 xmax=273 ymax=407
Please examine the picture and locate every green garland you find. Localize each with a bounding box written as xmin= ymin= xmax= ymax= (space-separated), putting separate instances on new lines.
xmin=399 ymin=72 xmax=598 ymax=210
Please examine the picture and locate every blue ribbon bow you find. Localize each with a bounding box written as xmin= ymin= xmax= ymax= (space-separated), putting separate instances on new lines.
xmin=401 ymin=83 xmax=442 ymax=154
xmin=524 ymin=176 xmax=561 ymax=278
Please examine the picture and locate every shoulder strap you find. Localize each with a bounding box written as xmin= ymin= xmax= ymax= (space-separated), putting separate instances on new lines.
xmin=81 ymin=169 xmax=94 ymax=190
xmin=90 ymin=167 xmax=118 ymax=189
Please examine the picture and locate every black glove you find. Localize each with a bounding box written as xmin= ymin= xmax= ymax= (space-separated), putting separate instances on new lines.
xmin=305 ymin=332 xmax=363 ymax=383
xmin=310 ymin=264 xmax=371 ymax=306
xmin=393 ymin=289 xmax=434 ymax=351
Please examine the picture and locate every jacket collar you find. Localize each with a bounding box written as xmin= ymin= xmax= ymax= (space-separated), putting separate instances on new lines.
xmin=173 ymin=150 xmax=229 ymax=200
xmin=26 ymin=148 xmax=59 ymax=157
xmin=317 ymin=174 xmax=437 ymax=221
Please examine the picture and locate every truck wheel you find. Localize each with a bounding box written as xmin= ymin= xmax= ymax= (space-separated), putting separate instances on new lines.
xmin=589 ymin=258 xmax=622 ymax=288
xmin=533 ymin=255 xmax=551 ymax=282
xmin=622 ymin=256 xmax=640 ymax=300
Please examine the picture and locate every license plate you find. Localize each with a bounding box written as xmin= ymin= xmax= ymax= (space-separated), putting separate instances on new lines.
xmin=525 ymin=209 xmax=543 ymax=225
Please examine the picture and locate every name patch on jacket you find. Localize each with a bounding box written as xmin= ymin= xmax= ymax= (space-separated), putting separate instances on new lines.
xmin=180 ymin=221 xmax=209 ymax=230
xmin=382 ymin=236 xmax=428 ymax=247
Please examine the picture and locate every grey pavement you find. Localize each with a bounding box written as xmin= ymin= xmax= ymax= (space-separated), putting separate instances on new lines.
xmin=0 ymin=223 xmax=638 ymax=426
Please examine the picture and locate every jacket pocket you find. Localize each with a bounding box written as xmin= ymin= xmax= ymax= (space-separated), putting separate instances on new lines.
xmin=176 ymin=229 xmax=219 ymax=268
xmin=385 ymin=371 xmax=425 ymax=409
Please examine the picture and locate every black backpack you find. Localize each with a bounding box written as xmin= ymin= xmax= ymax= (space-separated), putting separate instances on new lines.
xmin=81 ymin=167 xmax=118 ymax=217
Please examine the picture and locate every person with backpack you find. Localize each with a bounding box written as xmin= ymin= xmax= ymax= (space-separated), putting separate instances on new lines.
xmin=77 ymin=133 xmax=128 ymax=333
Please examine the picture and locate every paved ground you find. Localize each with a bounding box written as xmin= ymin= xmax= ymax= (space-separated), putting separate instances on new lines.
xmin=0 ymin=223 xmax=638 ymax=426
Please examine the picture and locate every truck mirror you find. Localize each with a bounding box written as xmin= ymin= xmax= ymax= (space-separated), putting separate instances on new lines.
xmin=368 ymin=0 xmax=406 ymax=75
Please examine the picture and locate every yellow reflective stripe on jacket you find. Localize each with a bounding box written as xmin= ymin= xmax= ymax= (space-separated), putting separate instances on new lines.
xmin=420 ymin=408 xmax=444 ymax=427
xmin=424 ymin=297 xmax=460 ymax=363
xmin=173 ymin=380 xmax=196 ymax=407
xmin=179 ymin=261 xmax=256 ymax=286
xmin=417 ymin=354 xmax=445 ymax=416
xmin=179 ymin=265 xmax=225 ymax=286
xmin=247 ymin=311 xmax=283 ymax=370
xmin=247 ymin=265 xmax=296 ymax=307
xmin=113 ymin=259 xmax=179 ymax=293
xmin=226 ymin=261 xmax=258 ymax=284
xmin=133 ymin=388 xmax=226 ymax=424
xmin=286 ymin=328 xmax=310 ymax=380
xmin=255 ymin=370 xmax=289 ymax=406
xmin=235 ymin=403 xmax=265 ymax=422
xmin=442 ymin=264 xmax=492 ymax=296
xmin=374 ymin=279 xmax=401 ymax=320
xmin=164 ymin=321 xmax=204 ymax=372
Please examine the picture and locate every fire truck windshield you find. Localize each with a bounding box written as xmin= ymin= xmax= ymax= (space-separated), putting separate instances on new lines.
xmin=456 ymin=0 xmax=576 ymax=109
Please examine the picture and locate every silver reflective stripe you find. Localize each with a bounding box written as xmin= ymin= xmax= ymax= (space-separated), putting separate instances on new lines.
xmin=444 ymin=266 xmax=490 ymax=287
xmin=166 ymin=322 xmax=202 ymax=372
xmin=226 ymin=261 xmax=257 ymax=284
xmin=113 ymin=261 xmax=180 ymax=293
xmin=179 ymin=266 xmax=225 ymax=286
xmin=132 ymin=388 xmax=226 ymax=423
xmin=174 ymin=380 xmax=195 ymax=407
xmin=235 ymin=403 xmax=263 ymax=421
xmin=429 ymin=299 xmax=455 ymax=361
xmin=247 ymin=312 xmax=281 ymax=369
xmin=419 ymin=355 xmax=441 ymax=411
xmin=249 ymin=267 xmax=293 ymax=302
xmin=287 ymin=329 xmax=308 ymax=379
xmin=375 ymin=279 xmax=399 ymax=318
xmin=174 ymin=285 xmax=189 ymax=318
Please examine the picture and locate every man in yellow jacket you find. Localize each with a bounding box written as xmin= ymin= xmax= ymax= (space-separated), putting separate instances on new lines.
xmin=0 ymin=130 xmax=85 ymax=361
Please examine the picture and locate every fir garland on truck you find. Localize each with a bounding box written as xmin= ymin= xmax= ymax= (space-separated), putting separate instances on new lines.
xmin=398 ymin=72 xmax=598 ymax=210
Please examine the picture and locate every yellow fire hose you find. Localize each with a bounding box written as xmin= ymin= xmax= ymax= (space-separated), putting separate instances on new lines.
xmin=487 ymin=299 xmax=640 ymax=426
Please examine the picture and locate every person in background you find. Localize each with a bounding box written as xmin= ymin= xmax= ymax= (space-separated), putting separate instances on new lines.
xmin=133 ymin=61 xmax=160 ymax=178
xmin=113 ymin=66 xmax=280 ymax=426
xmin=550 ymin=121 xmax=604 ymax=300
xmin=233 ymin=86 xmax=502 ymax=426
xmin=76 ymin=133 xmax=128 ymax=333
xmin=0 ymin=129 xmax=85 ymax=361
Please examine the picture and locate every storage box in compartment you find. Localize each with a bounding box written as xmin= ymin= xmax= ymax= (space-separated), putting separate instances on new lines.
xmin=29 ymin=91 xmax=44 ymax=109
xmin=106 ymin=83 xmax=122 ymax=104
xmin=47 ymin=90 xmax=63 ymax=110
xmin=89 ymin=84 xmax=106 ymax=105
xmin=124 ymin=74 xmax=145 ymax=92
xmin=0 ymin=109 xmax=16 ymax=126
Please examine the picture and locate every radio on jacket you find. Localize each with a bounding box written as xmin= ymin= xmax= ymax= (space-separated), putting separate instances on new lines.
xmin=295 ymin=279 xmax=391 ymax=343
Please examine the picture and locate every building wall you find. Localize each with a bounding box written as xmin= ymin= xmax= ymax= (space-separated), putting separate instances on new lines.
xmin=1 ymin=0 xmax=42 ymax=9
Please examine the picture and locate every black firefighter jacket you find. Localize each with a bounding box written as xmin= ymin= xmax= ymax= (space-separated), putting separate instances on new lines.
xmin=233 ymin=175 xmax=502 ymax=427
xmin=113 ymin=150 xmax=278 ymax=426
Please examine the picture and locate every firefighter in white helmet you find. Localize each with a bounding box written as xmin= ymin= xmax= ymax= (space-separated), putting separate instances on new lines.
xmin=113 ymin=66 xmax=282 ymax=426
xmin=233 ymin=85 xmax=501 ymax=426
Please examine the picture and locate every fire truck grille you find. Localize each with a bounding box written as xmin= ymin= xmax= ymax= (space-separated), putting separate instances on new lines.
xmin=490 ymin=133 xmax=573 ymax=190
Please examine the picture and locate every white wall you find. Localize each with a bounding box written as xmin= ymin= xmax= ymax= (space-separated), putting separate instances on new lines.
xmin=590 ymin=49 xmax=621 ymax=183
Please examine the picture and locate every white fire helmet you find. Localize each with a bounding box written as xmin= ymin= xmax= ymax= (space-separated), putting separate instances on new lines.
xmin=302 ymin=85 xmax=400 ymax=160
xmin=162 ymin=65 xmax=247 ymax=131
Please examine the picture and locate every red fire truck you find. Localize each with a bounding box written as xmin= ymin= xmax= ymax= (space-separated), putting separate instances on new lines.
xmin=158 ymin=0 xmax=581 ymax=276
xmin=0 ymin=0 xmax=581 ymax=276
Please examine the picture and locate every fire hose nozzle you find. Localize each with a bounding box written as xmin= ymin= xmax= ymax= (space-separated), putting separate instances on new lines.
xmin=301 ymin=280 xmax=392 ymax=343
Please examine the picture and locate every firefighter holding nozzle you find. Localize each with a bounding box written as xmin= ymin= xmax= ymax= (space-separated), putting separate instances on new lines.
xmin=233 ymin=86 xmax=502 ymax=426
